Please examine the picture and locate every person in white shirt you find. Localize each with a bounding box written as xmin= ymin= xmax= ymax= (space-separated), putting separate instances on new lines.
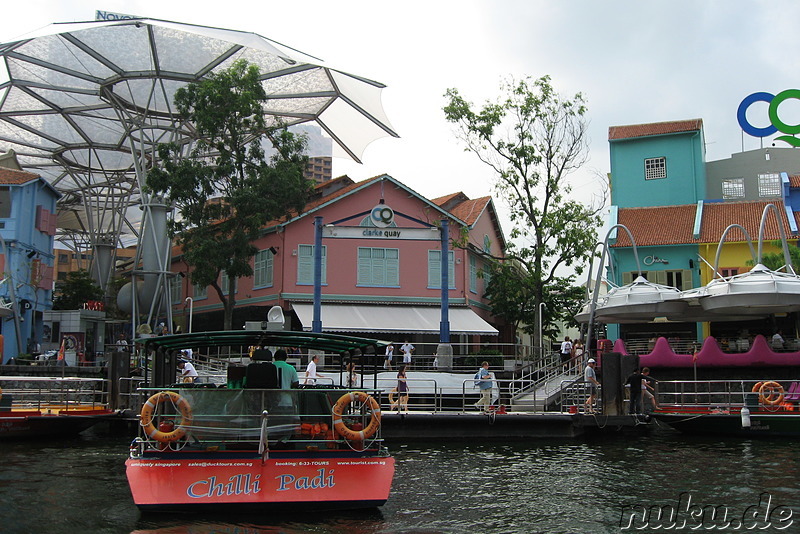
xmin=772 ymin=330 xmax=785 ymax=350
xmin=304 ymin=354 xmax=324 ymax=385
xmin=384 ymin=343 xmax=394 ymax=370
xmin=178 ymin=360 xmax=198 ymax=383
xmin=400 ymin=340 xmax=415 ymax=365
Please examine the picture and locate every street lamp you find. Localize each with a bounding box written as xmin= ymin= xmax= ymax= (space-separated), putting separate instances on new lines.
xmin=184 ymin=297 xmax=193 ymax=333
xmin=538 ymin=301 xmax=546 ymax=360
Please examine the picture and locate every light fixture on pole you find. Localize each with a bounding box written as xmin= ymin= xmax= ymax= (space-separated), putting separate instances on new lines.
xmin=184 ymin=297 xmax=193 ymax=334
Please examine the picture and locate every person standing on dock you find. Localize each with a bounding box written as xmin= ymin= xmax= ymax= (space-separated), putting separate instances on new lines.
xmin=400 ymin=340 xmax=415 ymax=367
xmin=583 ymin=359 xmax=599 ymax=413
xmin=474 ymin=361 xmax=493 ymax=411
xmin=394 ymin=365 xmax=409 ymax=413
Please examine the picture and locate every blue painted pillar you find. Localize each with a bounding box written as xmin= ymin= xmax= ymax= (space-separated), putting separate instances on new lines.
xmin=440 ymin=219 xmax=450 ymax=344
xmin=312 ymin=216 xmax=323 ymax=333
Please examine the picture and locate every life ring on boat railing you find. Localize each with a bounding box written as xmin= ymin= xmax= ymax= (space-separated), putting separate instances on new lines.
xmin=751 ymin=382 xmax=763 ymax=393
xmin=332 ymin=391 xmax=381 ymax=441
xmin=140 ymin=391 xmax=193 ymax=443
xmin=758 ymin=381 xmax=784 ymax=406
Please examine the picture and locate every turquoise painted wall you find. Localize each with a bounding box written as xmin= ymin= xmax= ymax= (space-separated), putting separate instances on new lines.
xmin=610 ymin=132 xmax=706 ymax=208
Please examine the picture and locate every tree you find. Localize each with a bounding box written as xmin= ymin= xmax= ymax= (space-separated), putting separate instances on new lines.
xmin=53 ymin=269 xmax=104 ymax=310
xmin=147 ymin=59 xmax=313 ymax=330
xmin=444 ymin=76 xmax=603 ymax=348
xmin=746 ymin=240 xmax=800 ymax=273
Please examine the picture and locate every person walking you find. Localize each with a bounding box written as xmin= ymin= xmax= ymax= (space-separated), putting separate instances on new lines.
xmin=304 ymin=354 xmax=324 ymax=385
xmin=560 ymin=336 xmax=573 ymax=368
xmin=584 ymin=358 xmax=600 ymax=413
xmin=474 ymin=361 xmax=493 ymax=411
xmin=384 ymin=343 xmax=394 ymax=370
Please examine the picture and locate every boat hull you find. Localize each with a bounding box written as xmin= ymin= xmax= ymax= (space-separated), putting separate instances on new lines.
xmin=653 ymin=408 xmax=800 ymax=437
xmin=126 ymin=454 xmax=395 ymax=512
xmin=0 ymin=410 xmax=115 ymax=439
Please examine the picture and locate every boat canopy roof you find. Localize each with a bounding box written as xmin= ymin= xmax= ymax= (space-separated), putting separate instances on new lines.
xmin=137 ymin=330 xmax=389 ymax=356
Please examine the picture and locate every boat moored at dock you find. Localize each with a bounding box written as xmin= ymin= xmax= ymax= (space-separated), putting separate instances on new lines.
xmin=0 ymin=376 xmax=116 ymax=439
xmin=125 ymin=330 xmax=394 ymax=513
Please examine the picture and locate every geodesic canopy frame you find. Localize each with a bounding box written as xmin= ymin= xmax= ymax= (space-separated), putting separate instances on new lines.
xmin=0 ymin=17 xmax=397 ymax=255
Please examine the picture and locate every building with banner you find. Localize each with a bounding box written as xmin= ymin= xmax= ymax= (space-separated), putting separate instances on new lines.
xmin=169 ymin=173 xmax=510 ymax=354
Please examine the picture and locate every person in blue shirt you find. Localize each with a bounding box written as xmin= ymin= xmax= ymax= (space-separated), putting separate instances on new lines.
xmin=474 ymin=361 xmax=493 ymax=411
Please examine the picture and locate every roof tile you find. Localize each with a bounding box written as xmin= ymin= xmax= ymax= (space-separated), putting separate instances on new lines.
xmin=0 ymin=167 xmax=39 ymax=185
xmin=608 ymin=119 xmax=703 ymax=141
xmin=613 ymin=200 xmax=793 ymax=246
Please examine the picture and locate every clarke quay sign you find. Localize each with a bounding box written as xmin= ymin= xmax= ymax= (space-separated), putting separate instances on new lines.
xmin=737 ymin=89 xmax=800 ymax=147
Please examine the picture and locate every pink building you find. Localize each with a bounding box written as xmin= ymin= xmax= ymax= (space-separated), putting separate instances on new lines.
xmin=170 ymin=174 xmax=509 ymax=352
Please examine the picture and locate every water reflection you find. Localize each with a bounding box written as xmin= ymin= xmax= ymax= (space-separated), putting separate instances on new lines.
xmin=0 ymin=429 xmax=797 ymax=533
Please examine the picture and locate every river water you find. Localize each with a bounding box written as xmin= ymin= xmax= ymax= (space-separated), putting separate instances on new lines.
xmin=0 ymin=426 xmax=797 ymax=533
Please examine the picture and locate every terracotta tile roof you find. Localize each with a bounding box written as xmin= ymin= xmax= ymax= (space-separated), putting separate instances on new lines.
xmin=608 ymin=119 xmax=703 ymax=141
xmin=432 ymin=191 xmax=469 ymax=212
xmin=614 ymin=205 xmax=698 ymax=246
xmin=447 ymin=196 xmax=491 ymax=226
xmin=699 ymin=201 xmax=793 ymax=243
xmin=789 ymin=174 xmax=800 ymax=188
xmin=0 ymin=167 xmax=40 ymax=185
xmin=613 ymin=201 xmax=794 ymax=247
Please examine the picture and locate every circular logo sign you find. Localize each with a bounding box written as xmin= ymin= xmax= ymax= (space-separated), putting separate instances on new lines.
xmin=370 ymin=204 xmax=395 ymax=228
xmin=737 ymin=90 xmax=800 ymax=147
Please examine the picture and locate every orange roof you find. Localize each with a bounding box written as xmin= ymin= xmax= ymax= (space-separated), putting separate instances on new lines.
xmin=614 ymin=205 xmax=698 ymax=246
xmin=613 ymin=201 xmax=794 ymax=246
xmin=447 ymin=196 xmax=491 ymax=226
xmin=608 ymin=119 xmax=703 ymax=141
xmin=789 ymin=174 xmax=800 ymax=188
xmin=0 ymin=167 xmax=40 ymax=185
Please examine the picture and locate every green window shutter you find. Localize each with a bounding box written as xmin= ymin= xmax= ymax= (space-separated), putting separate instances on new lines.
xmin=387 ymin=249 xmax=399 ymax=286
xmin=428 ymin=250 xmax=441 ymax=287
xmin=681 ymin=269 xmax=693 ymax=290
xmin=622 ymin=271 xmax=633 ymax=285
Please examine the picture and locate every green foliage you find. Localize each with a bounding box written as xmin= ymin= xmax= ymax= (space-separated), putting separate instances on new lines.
xmin=53 ymin=269 xmax=104 ymax=310
xmin=146 ymin=59 xmax=313 ymax=329
xmin=444 ymin=75 xmax=602 ymax=341
xmin=745 ymin=240 xmax=800 ymax=273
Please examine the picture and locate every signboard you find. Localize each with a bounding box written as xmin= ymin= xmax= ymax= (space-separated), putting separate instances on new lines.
xmin=737 ymin=90 xmax=800 ymax=147
xmin=322 ymin=226 xmax=440 ymax=241
xmin=95 ymin=10 xmax=140 ymax=21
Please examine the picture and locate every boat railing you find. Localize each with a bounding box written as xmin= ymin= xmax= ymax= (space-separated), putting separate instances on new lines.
xmin=655 ymin=379 xmax=783 ymax=408
xmin=131 ymin=386 xmax=388 ymax=454
xmin=0 ymin=376 xmax=109 ymax=412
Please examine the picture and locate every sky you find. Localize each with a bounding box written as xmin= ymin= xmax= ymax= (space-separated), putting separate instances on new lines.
xmin=2 ymin=1 xmax=800 ymax=269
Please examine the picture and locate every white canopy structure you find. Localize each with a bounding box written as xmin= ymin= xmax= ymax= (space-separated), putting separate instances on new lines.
xmin=0 ymin=18 xmax=397 ymax=326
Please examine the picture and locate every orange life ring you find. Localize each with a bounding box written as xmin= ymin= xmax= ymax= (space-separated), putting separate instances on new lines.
xmin=758 ymin=381 xmax=784 ymax=406
xmin=751 ymin=382 xmax=763 ymax=393
xmin=332 ymin=391 xmax=381 ymax=441
xmin=140 ymin=391 xmax=193 ymax=443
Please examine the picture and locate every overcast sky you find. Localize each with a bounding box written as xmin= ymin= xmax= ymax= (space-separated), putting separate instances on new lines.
xmin=3 ymin=1 xmax=800 ymax=257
